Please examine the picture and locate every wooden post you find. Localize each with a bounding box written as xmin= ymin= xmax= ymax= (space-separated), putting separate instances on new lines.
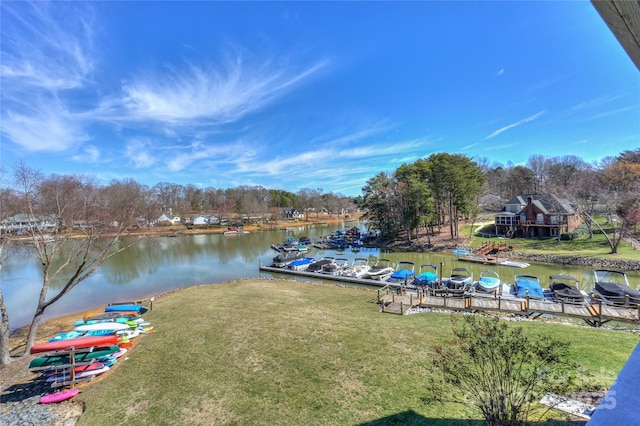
xmin=70 ymin=346 xmax=76 ymax=388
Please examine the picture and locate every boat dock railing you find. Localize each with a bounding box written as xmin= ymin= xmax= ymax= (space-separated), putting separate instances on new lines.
xmin=418 ymin=289 xmax=640 ymax=327
xmin=259 ymin=263 xmax=640 ymax=325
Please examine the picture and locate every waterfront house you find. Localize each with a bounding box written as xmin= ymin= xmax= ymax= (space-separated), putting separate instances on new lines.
xmin=156 ymin=212 xmax=181 ymax=226
xmin=1 ymin=214 xmax=59 ymax=233
xmin=494 ymin=194 xmax=581 ymax=238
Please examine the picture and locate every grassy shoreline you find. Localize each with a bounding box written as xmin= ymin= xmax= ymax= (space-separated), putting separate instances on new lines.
xmin=30 ymin=279 xmax=634 ymax=425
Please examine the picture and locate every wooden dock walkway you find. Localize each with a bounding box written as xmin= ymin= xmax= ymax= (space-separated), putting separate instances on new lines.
xmin=258 ymin=264 xmax=640 ymax=325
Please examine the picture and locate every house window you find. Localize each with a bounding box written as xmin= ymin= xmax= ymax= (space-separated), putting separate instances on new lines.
xmin=550 ymin=215 xmax=559 ymax=225
xmin=536 ymin=213 xmax=544 ymax=224
xmin=520 ymin=214 xmax=526 ymax=224
xmin=550 ymin=228 xmax=558 ymax=237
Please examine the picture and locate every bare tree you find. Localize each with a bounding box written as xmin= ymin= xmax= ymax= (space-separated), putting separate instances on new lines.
xmin=10 ymin=165 xmax=150 ymax=354
xmin=586 ymin=157 xmax=640 ymax=253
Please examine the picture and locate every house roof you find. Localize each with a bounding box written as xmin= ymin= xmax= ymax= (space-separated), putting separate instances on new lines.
xmin=503 ymin=194 xmax=576 ymax=215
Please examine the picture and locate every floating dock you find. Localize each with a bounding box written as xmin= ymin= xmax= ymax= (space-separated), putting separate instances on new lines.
xmin=259 ymin=264 xmax=640 ymax=326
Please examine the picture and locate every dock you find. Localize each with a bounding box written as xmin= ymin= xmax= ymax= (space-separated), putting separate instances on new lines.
xmin=259 ymin=264 xmax=640 ymax=325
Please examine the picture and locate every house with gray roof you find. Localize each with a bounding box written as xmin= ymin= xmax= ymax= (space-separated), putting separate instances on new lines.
xmin=494 ymin=194 xmax=581 ymax=238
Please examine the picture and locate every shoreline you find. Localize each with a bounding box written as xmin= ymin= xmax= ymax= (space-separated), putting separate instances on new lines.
xmin=3 ymin=277 xmax=638 ymax=425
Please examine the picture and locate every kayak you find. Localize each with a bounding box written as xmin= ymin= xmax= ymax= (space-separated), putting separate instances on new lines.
xmin=40 ymin=388 xmax=80 ymax=404
xmin=50 ymin=325 xmax=128 ymax=341
xmin=29 ymin=345 xmax=120 ymax=369
xmin=30 ymin=335 xmax=118 ymax=354
xmin=46 ymin=365 xmax=110 ymax=382
xmin=74 ymin=312 xmax=140 ymax=326
xmin=75 ymin=322 xmax=131 ymax=332
xmin=105 ymin=304 xmax=148 ymax=314
xmin=45 ymin=361 xmax=105 ymax=376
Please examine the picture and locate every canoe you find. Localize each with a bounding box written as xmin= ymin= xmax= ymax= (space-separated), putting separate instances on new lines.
xmin=40 ymin=388 xmax=80 ymax=404
xmin=30 ymin=335 xmax=118 ymax=354
xmin=105 ymin=304 xmax=149 ymax=314
xmin=29 ymin=345 xmax=120 ymax=369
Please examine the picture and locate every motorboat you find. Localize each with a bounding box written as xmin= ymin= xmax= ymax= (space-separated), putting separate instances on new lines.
xmin=387 ymin=261 xmax=415 ymax=283
xmin=549 ymin=274 xmax=586 ymax=303
xmin=514 ymin=274 xmax=544 ymax=299
xmin=341 ymin=258 xmax=371 ymax=278
xmin=366 ymin=259 xmax=395 ymax=280
xmin=320 ymin=258 xmax=349 ymax=276
xmin=271 ymin=251 xmax=304 ymax=268
xmin=446 ymin=267 xmax=473 ymax=291
xmin=287 ymin=257 xmax=316 ymax=271
xmin=414 ymin=264 xmax=438 ymax=287
xmin=271 ymin=236 xmax=299 ymax=252
xmin=475 ymin=270 xmax=501 ymax=293
xmin=223 ymin=227 xmax=248 ymax=235
xmin=593 ymin=270 xmax=640 ymax=307
xmin=306 ymin=257 xmax=335 ymax=273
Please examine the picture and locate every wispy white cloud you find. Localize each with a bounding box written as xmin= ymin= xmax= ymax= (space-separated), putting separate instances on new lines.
xmin=570 ymin=94 xmax=624 ymax=111
xmin=165 ymin=139 xmax=254 ymax=172
xmin=484 ymin=110 xmax=546 ymax=140
xmin=71 ymin=145 xmax=101 ymax=163
xmin=99 ymin=55 xmax=328 ymax=127
xmin=0 ymin=1 xmax=96 ymax=90
xmin=576 ymin=105 xmax=637 ymax=123
xmin=1 ymin=1 xmax=97 ymax=151
xmin=2 ymin=101 xmax=90 ymax=152
xmin=125 ymin=139 xmax=157 ymax=169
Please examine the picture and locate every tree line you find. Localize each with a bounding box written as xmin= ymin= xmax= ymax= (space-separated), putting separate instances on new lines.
xmin=359 ymin=149 xmax=640 ymax=252
xmin=1 ymin=148 xmax=639 ymax=366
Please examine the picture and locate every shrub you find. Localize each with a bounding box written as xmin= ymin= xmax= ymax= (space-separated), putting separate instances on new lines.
xmin=561 ymin=223 xmax=589 ymax=240
xmin=431 ymin=316 xmax=575 ymax=426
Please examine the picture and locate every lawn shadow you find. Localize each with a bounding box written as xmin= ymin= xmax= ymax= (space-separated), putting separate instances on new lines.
xmin=358 ymin=410 xmax=588 ymax=426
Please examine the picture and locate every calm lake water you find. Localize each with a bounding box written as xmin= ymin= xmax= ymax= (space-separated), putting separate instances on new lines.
xmin=2 ymin=221 xmax=639 ymax=330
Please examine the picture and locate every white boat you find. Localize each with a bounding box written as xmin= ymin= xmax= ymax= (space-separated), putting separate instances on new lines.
xmin=499 ymin=260 xmax=530 ymax=268
xmin=287 ymin=257 xmax=316 ymax=271
xmin=320 ymin=258 xmax=349 ymax=276
xmin=271 ymin=251 xmax=304 ymax=268
xmin=306 ymin=257 xmax=335 ymax=273
xmin=446 ymin=267 xmax=473 ymax=291
xmin=475 ymin=270 xmax=501 ymax=293
xmin=342 ymin=258 xmax=371 ymax=278
xmin=223 ymin=227 xmax=248 ymax=235
xmin=366 ymin=259 xmax=395 ymax=280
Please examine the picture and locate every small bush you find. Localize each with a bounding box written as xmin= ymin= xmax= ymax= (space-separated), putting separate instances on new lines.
xmin=561 ymin=223 xmax=589 ymax=240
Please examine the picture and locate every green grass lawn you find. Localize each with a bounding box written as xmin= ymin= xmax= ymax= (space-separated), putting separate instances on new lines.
xmin=76 ymin=280 xmax=639 ymax=426
xmin=463 ymin=220 xmax=640 ymax=260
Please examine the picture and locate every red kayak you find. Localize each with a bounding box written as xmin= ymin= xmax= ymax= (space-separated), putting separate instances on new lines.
xmin=30 ymin=335 xmax=118 ymax=354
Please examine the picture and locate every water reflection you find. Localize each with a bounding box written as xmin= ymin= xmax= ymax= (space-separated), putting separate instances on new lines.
xmin=2 ymin=222 xmax=639 ymax=330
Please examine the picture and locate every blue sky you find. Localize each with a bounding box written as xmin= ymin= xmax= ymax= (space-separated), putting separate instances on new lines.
xmin=1 ymin=1 xmax=638 ymax=196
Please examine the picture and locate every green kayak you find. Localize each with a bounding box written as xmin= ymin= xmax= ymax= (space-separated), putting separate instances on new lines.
xmin=29 ymin=345 xmax=120 ymax=369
